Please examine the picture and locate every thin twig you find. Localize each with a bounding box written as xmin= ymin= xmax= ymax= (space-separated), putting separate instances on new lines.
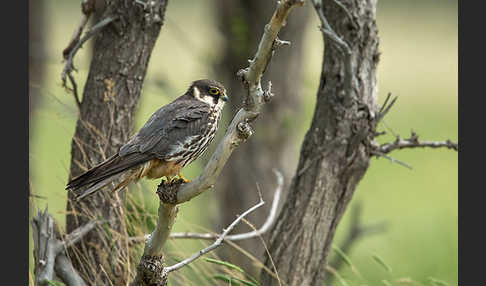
xmin=61 ymin=16 xmax=116 ymax=109
xmin=370 ymin=150 xmax=413 ymax=170
xmin=129 ymin=170 xmax=284 ymax=244
xmin=382 ymin=120 xmax=399 ymax=138
xmin=62 ymin=0 xmax=96 ymax=60
xmin=164 ymin=194 xmax=265 ymax=273
xmin=376 ymin=131 xmax=458 ymax=154
xmin=312 ymin=0 xmax=350 ymax=54
xmin=228 ymin=169 xmax=282 ymax=241
xmin=375 ymin=93 xmax=398 ymax=123
xmin=62 ymin=220 xmax=98 ymax=249
xmin=67 ymin=73 xmax=82 ymax=110
xmin=374 ymin=130 xmax=387 ymax=137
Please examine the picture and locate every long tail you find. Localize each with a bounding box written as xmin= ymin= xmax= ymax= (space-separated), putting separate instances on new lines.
xmin=74 ymin=173 xmax=124 ymax=201
xmin=66 ymin=153 xmax=152 ymax=200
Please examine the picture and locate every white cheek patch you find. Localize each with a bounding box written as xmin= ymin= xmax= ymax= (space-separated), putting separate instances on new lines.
xmin=193 ymin=86 xmax=201 ymax=98
xmin=193 ymin=86 xmax=227 ymax=109
xmin=194 ymin=89 xmax=217 ymax=105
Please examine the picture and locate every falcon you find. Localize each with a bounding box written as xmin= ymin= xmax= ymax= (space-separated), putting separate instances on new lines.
xmin=66 ymin=79 xmax=228 ymax=200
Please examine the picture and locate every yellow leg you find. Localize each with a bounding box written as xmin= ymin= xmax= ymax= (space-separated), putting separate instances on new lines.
xmin=177 ymin=172 xmax=190 ymax=183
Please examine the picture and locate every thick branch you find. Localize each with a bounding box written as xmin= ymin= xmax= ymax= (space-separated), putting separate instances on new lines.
xmin=130 ymin=202 xmax=178 ymax=286
xmin=143 ymin=203 xmax=178 ymax=256
xmin=55 ymin=254 xmax=88 ymax=286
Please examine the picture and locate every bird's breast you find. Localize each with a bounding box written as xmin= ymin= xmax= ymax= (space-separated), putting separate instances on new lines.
xmin=144 ymin=159 xmax=183 ymax=179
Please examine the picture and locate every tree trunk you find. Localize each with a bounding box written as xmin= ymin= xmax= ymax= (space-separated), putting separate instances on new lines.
xmin=65 ymin=1 xmax=168 ymax=285
xmin=214 ymin=0 xmax=310 ymax=273
xmin=261 ymin=1 xmax=379 ymax=285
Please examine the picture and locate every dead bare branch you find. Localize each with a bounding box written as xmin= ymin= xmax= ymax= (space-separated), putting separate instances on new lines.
xmin=32 ymin=208 xmax=59 ymax=285
xmin=55 ymin=253 xmax=88 ymax=286
xmin=61 ymin=16 xmax=116 ymax=110
xmin=129 ymin=169 xmax=283 ymax=244
xmin=370 ymin=150 xmax=413 ymax=170
xmin=375 ymin=92 xmax=398 ymax=123
xmin=32 ymin=207 xmax=97 ymax=286
xmin=164 ymin=192 xmax=265 ymax=273
xmin=375 ymin=130 xmax=458 ymax=154
xmin=62 ymin=0 xmax=96 ymax=60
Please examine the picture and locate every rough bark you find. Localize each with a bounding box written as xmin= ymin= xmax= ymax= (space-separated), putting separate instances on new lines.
xmin=261 ymin=0 xmax=380 ymax=285
xmin=65 ymin=1 xmax=169 ymax=285
xmin=214 ymin=0 xmax=311 ymax=273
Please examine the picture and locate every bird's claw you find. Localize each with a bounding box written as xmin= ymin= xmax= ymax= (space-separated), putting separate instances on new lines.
xmin=177 ymin=172 xmax=190 ymax=183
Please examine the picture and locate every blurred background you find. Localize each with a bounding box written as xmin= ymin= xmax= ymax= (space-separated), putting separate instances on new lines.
xmin=29 ymin=0 xmax=457 ymax=285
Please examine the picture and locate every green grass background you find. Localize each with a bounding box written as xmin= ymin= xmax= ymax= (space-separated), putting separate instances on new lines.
xmin=29 ymin=1 xmax=457 ymax=285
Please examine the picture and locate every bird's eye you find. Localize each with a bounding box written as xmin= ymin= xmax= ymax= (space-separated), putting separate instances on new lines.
xmin=209 ymin=88 xmax=220 ymax=95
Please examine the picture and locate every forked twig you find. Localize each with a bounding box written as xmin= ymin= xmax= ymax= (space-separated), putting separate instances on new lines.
xmin=375 ymin=92 xmax=398 ymax=123
xmin=129 ymin=170 xmax=284 ymax=244
xmin=371 ymin=130 xmax=458 ymax=168
xmin=62 ymin=0 xmax=96 ymax=60
xmin=164 ymin=191 xmax=265 ymax=273
xmin=61 ymin=17 xmax=116 ymax=109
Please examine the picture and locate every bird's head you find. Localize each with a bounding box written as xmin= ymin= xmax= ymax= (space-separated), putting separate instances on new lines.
xmin=189 ymin=79 xmax=229 ymax=108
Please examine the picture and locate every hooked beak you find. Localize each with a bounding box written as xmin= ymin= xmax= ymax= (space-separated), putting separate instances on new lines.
xmin=221 ymin=93 xmax=229 ymax=102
